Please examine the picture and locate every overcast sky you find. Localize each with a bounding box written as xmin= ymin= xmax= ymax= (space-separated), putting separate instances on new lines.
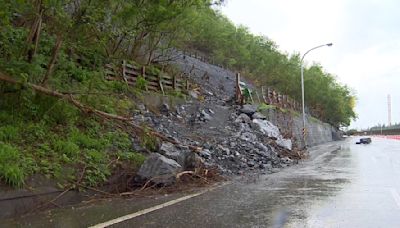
xmin=220 ymin=0 xmax=400 ymax=129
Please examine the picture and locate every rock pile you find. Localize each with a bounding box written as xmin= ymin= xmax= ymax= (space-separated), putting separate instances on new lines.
xmin=133 ymin=101 xmax=295 ymax=185
xmin=132 ymin=53 xmax=298 ymax=185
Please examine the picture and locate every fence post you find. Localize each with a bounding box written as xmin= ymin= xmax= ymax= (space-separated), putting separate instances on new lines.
xmin=283 ymin=95 xmax=287 ymax=108
xmin=235 ymin=73 xmax=242 ymax=104
xmin=261 ymin=86 xmax=267 ymax=103
xmin=276 ymin=93 xmax=280 ymax=108
xmin=122 ymin=60 xmax=126 ymax=78
xmin=255 ymin=90 xmax=261 ymax=104
xmin=271 ymin=89 xmax=275 ymax=105
xmin=276 ymin=92 xmax=280 ymax=106
xmin=121 ymin=60 xmax=129 ymax=86
xmin=172 ymin=74 xmax=177 ymax=91
xmin=158 ymin=72 xmax=165 ymax=95
xmin=141 ymin=66 xmax=148 ymax=91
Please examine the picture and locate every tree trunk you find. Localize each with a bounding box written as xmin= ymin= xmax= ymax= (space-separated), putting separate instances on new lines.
xmin=26 ymin=5 xmax=43 ymax=63
xmin=41 ymin=35 xmax=63 ymax=86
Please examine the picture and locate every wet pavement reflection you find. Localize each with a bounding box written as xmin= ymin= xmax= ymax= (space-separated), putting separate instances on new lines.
xmin=121 ymin=138 xmax=400 ymax=227
xmin=4 ymin=137 xmax=400 ymax=227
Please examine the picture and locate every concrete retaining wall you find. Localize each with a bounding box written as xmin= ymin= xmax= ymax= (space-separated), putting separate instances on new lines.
xmin=261 ymin=108 xmax=337 ymax=148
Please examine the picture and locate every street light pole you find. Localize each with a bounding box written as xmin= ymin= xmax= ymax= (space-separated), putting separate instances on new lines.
xmin=301 ymin=43 xmax=332 ymax=148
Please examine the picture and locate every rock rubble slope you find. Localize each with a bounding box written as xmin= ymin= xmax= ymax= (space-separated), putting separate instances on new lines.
xmin=134 ymin=54 xmax=308 ymax=185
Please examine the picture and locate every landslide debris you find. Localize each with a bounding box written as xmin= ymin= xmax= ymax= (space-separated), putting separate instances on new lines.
xmin=131 ymin=54 xmax=302 ymax=186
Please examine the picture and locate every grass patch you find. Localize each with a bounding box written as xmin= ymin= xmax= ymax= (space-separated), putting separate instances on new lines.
xmin=0 ymin=143 xmax=27 ymax=187
xmin=290 ymin=110 xmax=301 ymax=117
xmin=257 ymin=103 xmax=276 ymax=112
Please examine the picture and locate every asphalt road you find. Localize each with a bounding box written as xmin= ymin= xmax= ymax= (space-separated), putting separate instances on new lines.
xmin=4 ymin=137 xmax=400 ymax=227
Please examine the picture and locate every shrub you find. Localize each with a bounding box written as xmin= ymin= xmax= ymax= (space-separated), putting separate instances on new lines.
xmin=70 ymin=128 xmax=106 ymax=151
xmin=83 ymin=149 xmax=110 ymax=186
xmin=106 ymin=130 xmax=132 ymax=151
xmin=257 ymin=103 xmax=275 ymax=112
xmin=118 ymin=151 xmax=146 ymax=167
xmin=139 ymin=127 xmax=158 ymax=152
xmin=135 ymin=76 xmax=147 ymax=91
xmin=0 ymin=143 xmax=26 ymax=187
xmin=0 ymin=125 xmax=19 ymax=142
xmin=53 ymin=140 xmax=80 ymax=160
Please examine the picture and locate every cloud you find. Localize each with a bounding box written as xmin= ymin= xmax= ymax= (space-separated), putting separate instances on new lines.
xmin=221 ymin=0 xmax=400 ymax=129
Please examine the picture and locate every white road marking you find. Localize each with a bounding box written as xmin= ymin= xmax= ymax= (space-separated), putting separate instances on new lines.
xmin=389 ymin=188 xmax=400 ymax=210
xmin=89 ymin=183 xmax=228 ymax=228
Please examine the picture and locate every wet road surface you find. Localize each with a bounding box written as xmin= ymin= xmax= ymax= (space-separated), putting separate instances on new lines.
xmin=4 ymin=137 xmax=400 ymax=227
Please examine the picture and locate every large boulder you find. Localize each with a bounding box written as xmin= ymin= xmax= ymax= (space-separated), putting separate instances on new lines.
xmin=234 ymin=113 xmax=252 ymax=124
xmin=160 ymin=103 xmax=170 ymax=115
xmin=184 ymin=152 xmax=204 ymax=170
xmin=136 ymin=153 xmax=182 ymax=185
xmin=252 ymin=119 xmax=293 ymax=151
xmin=199 ymin=149 xmax=212 ymax=159
xmin=158 ymin=142 xmax=203 ymax=169
xmin=252 ymin=112 xmax=267 ymax=120
xmin=240 ymin=132 xmax=257 ymax=142
xmin=240 ymin=104 xmax=258 ymax=116
xmin=159 ymin=142 xmax=183 ymax=163
xmin=252 ymin=119 xmax=281 ymax=139
xmin=200 ymin=110 xmax=213 ymax=121
xmin=189 ymin=90 xmax=199 ymax=99
xmin=276 ymin=138 xmax=292 ymax=151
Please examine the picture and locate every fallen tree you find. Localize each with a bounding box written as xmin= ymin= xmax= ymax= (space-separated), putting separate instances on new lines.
xmin=0 ymin=71 xmax=201 ymax=151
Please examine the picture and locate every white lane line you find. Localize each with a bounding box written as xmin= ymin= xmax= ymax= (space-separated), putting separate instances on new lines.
xmin=389 ymin=188 xmax=400 ymax=210
xmin=89 ymin=183 xmax=228 ymax=228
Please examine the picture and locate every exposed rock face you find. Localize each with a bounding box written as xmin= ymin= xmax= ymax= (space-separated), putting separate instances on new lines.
xmin=136 ymin=153 xmax=182 ymax=186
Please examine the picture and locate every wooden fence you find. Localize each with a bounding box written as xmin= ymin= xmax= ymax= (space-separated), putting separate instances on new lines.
xmin=235 ymin=73 xmax=302 ymax=112
xmin=262 ymin=87 xmax=302 ymax=112
xmin=180 ymin=51 xmax=324 ymax=119
xmin=105 ymin=61 xmax=189 ymax=94
xmin=182 ymin=50 xmax=229 ymax=70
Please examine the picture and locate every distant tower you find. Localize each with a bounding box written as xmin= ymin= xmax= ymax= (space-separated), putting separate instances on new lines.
xmin=388 ymin=94 xmax=392 ymax=126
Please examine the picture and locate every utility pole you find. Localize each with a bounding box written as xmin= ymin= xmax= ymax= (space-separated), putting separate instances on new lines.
xmin=388 ymin=94 xmax=392 ymax=127
xmin=300 ymin=43 xmax=332 ymax=148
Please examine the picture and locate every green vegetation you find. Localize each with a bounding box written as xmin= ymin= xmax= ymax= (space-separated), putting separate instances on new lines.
xmin=0 ymin=0 xmax=355 ymax=187
xmin=181 ymin=7 xmax=357 ymax=127
xmin=257 ymin=103 xmax=276 ymax=112
xmin=0 ymin=106 xmax=145 ymax=187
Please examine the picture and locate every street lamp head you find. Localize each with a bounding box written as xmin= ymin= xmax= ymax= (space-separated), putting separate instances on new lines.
xmin=326 ymin=43 xmax=333 ymax=47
